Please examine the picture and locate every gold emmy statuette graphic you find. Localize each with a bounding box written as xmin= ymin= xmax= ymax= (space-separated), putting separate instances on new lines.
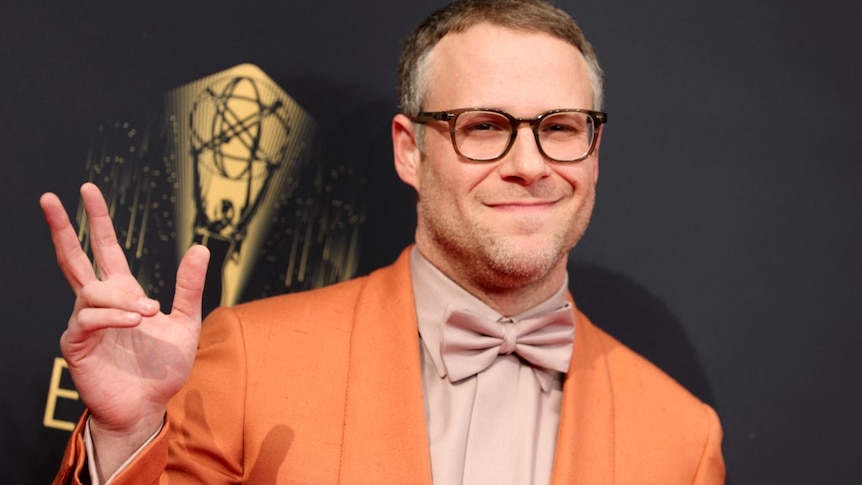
xmin=166 ymin=64 xmax=316 ymax=310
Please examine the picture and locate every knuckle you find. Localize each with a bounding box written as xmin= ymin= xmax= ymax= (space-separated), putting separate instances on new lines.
xmin=78 ymin=281 xmax=100 ymax=302
xmin=92 ymin=230 xmax=119 ymax=249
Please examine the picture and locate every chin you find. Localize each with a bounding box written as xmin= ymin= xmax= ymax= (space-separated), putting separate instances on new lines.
xmin=480 ymin=242 xmax=565 ymax=284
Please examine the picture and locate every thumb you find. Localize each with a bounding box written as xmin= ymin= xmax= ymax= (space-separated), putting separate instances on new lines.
xmin=171 ymin=244 xmax=211 ymax=323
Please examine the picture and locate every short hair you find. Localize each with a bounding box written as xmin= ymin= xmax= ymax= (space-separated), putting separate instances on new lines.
xmin=397 ymin=0 xmax=605 ymax=117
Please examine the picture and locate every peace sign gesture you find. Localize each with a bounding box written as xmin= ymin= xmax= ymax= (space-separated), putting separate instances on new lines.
xmin=40 ymin=182 xmax=209 ymax=479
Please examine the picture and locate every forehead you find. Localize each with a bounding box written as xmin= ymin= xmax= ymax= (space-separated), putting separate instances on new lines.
xmin=422 ymin=23 xmax=594 ymax=113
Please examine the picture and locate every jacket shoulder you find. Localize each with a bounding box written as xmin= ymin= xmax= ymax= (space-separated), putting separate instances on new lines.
xmin=578 ymin=312 xmax=725 ymax=483
xmin=226 ymin=275 xmax=371 ymax=333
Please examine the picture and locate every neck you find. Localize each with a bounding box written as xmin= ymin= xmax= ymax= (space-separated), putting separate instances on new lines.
xmin=416 ymin=245 xmax=569 ymax=316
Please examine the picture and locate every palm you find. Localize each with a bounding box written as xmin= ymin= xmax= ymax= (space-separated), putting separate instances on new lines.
xmin=63 ymin=276 xmax=200 ymax=428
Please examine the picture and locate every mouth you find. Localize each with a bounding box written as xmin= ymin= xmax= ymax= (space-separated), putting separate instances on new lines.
xmin=484 ymin=199 xmax=560 ymax=211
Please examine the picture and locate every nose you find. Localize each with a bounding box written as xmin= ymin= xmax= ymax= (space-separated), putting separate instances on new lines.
xmin=497 ymin=126 xmax=550 ymax=185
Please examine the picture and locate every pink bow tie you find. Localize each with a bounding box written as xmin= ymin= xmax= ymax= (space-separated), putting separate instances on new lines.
xmin=440 ymin=303 xmax=575 ymax=390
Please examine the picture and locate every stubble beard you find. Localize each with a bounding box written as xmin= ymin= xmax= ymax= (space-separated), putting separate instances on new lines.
xmin=418 ymin=194 xmax=594 ymax=293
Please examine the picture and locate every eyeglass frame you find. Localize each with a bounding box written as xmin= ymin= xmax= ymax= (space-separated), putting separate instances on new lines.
xmin=410 ymin=107 xmax=608 ymax=163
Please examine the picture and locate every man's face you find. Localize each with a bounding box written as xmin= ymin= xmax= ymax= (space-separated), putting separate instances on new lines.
xmin=395 ymin=23 xmax=601 ymax=297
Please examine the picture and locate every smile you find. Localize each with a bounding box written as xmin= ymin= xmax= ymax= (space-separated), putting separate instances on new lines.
xmin=484 ymin=199 xmax=560 ymax=211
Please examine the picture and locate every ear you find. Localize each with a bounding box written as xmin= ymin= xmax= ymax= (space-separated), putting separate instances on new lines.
xmin=392 ymin=113 xmax=421 ymax=191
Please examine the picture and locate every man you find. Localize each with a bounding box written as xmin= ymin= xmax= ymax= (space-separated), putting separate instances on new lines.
xmin=43 ymin=0 xmax=725 ymax=483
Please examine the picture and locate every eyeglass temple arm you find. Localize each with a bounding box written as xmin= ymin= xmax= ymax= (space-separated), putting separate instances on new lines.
xmin=412 ymin=111 xmax=454 ymax=122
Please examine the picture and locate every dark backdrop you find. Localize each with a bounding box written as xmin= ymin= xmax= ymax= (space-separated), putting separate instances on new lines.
xmin=2 ymin=1 xmax=860 ymax=484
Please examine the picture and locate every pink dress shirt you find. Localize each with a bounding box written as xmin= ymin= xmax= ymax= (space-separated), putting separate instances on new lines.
xmin=410 ymin=248 xmax=574 ymax=485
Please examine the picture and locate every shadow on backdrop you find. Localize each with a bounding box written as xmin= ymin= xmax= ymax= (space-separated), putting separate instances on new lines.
xmin=568 ymin=261 xmax=717 ymax=407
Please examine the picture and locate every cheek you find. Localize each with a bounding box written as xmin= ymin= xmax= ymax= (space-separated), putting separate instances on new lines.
xmin=421 ymin=153 xmax=494 ymax=199
xmin=555 ymin=161 xmax=598 ymax=191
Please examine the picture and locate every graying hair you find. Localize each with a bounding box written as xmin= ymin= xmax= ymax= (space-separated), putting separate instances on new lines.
xmin=397 ymin=0 xmax=605 ymax=120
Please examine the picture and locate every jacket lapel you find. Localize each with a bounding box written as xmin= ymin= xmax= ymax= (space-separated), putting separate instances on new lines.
xmin=338 ymin=249 xmax=433 ymax=484
xmin=551 ymin=306 xmax=616 ymax=484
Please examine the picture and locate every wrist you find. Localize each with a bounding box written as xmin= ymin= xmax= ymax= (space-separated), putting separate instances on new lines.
xmin=88 ymin=411 xmax=166 ymax=482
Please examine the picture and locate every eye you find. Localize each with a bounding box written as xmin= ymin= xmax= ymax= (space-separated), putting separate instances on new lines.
xmin=544 ymin=123 xmax=577 ymax=133
xmin=540 ymin=114 xmax=589 ymax=138
xmin=456 ymin=112 xmax=510 ymax=135
xmin=465 ymin=121 xmax=504 ymax=131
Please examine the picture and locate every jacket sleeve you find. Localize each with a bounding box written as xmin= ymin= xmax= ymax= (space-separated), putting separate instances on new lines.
xmin=51 ymin=412 xmax=168 ymax=485
xmin=51 ymin=413 xmax=91 ymax=485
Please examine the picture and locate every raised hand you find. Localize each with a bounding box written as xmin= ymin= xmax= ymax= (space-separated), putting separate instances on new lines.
xmin=40 ymin=182 xmax=210 ymax=478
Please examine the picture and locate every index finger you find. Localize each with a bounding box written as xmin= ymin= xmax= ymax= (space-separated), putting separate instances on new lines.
xmin=39 ymin=190 xmax=97 ymax=293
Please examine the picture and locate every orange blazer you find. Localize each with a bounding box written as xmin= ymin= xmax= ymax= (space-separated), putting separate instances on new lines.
xmin=54 ymin=248 xmax=725 ymax=484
